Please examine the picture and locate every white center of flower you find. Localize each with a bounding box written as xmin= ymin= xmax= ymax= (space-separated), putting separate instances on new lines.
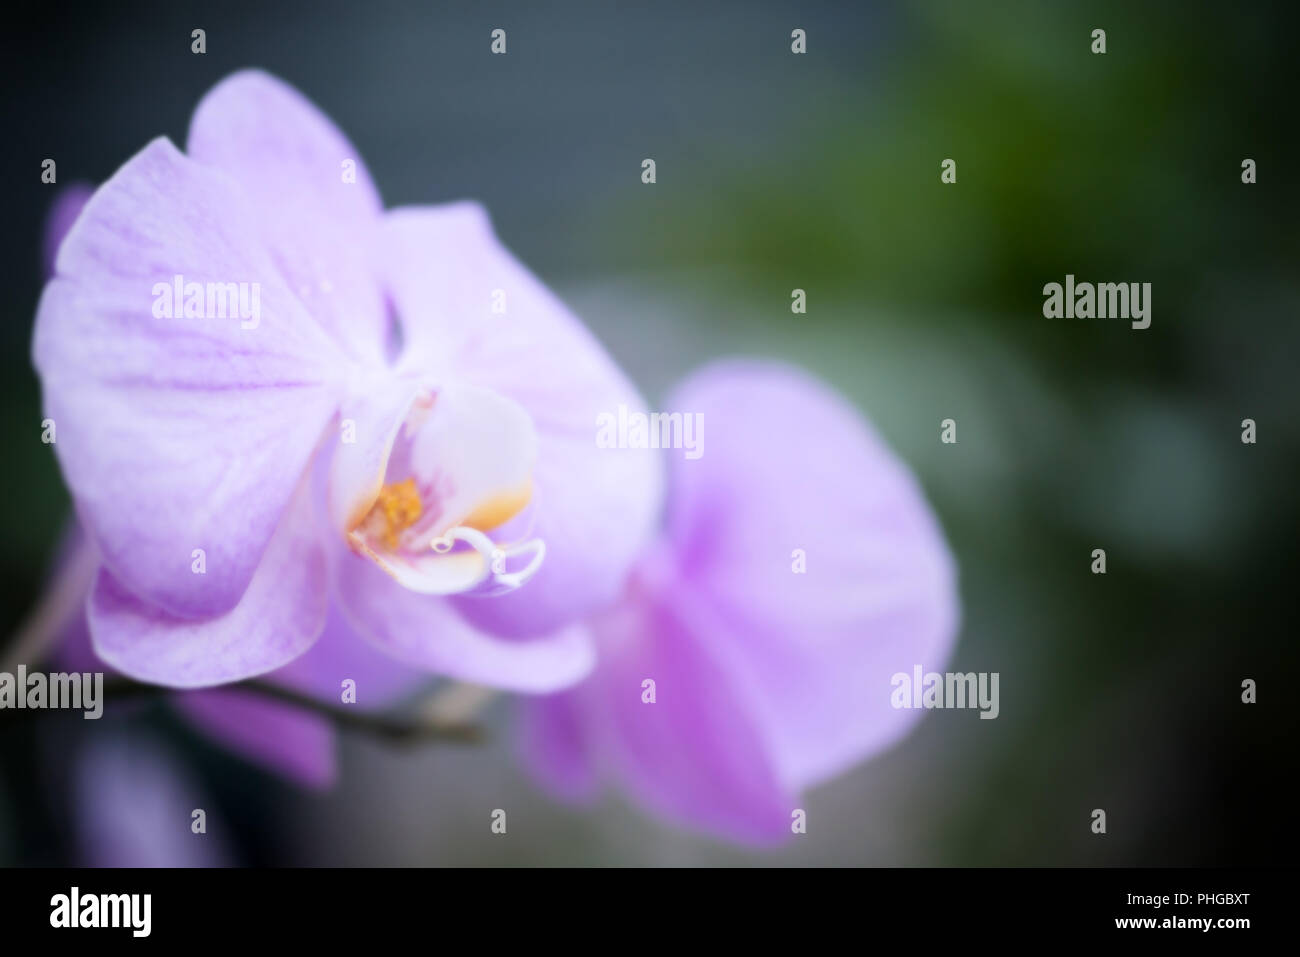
xmin=343 ymin=384 xmax=546 ymax=597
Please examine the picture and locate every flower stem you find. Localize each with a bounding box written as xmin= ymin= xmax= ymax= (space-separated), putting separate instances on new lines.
xmin=0 ymin=537 xmax=100 ymax=675
xmin=3 ymin=676 xmax=486 ymax=746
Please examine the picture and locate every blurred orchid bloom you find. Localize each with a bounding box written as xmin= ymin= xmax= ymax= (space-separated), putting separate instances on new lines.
xmin=74 ymin=730 xmax=234 ymax=867
xmin=31 ymin=70 xmax=661 ymax=692
xmin=31 ymin=81 xmax=958 ymax=845
xmin=519 ymin=361 xmax=960 ymax=844
xmin=40 ymin=187 xmax=424 ymax=788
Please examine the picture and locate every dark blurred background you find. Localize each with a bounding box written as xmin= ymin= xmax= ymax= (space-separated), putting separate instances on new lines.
xmin=1 ymin=0 xmax=1296 ymax=865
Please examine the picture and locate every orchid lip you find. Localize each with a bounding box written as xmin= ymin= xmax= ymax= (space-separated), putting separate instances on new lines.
xmin=348 ymin=522 xmax=546 ymax=597
xmin=348 ymin=473 xmax=545 ymax=597
xmin=429 ymin=525 xmax=546 ymax=596
xmin=333 ymin=378 xmax=543 ymax=597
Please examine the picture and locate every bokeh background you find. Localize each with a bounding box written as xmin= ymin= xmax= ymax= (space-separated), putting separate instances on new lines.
xmin=1 ymin=0 xmax=1296 ymax=865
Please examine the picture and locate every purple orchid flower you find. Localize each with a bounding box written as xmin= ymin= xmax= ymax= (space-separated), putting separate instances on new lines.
xmin=38 ymin=185 xmax=427 ymax=789
xmin=32 ymin=70 xmax=661 ymax=692
xmin=31 ymin=78 xmax=958 ymax=845
xmin=518 ymin=360 xmax=959 ymax=844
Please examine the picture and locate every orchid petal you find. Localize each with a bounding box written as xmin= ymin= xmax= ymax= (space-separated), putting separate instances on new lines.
xmin=88 ymin=483 xmax=329 ymax=688
xmin=187 ymin=69 xmax=387 ymax=365
xmin=565 ymin=592 xmax=796 ymax=844
xmin=520 ymin=361 xmax=960 ymax=842
xmin=663 ymin=361 xmax=960 ymax=792
xmin=41 ymin=182 xmax=93 ymax=280
xmin=33 ymin=137 xmax=345 ymax=619
xmin=376 ymin=203 xmax=663 ymax=635
xmin=334 ymin=546 xmax=595 ymax=693
xmin=173 ymin=689 xmax=336 ymax=789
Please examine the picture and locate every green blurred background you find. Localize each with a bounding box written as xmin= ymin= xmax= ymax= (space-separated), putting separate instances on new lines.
xmin=1 ymin=0 xmax=1296 ymax=865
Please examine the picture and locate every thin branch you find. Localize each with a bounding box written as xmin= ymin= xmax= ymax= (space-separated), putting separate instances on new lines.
xmin=0 ymin=537 xmax=99 ymax=675
xmin=3 ymin=676 xmax=486 ymax=746
xmin=226 ymin=679 xmax=486 ymax=745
